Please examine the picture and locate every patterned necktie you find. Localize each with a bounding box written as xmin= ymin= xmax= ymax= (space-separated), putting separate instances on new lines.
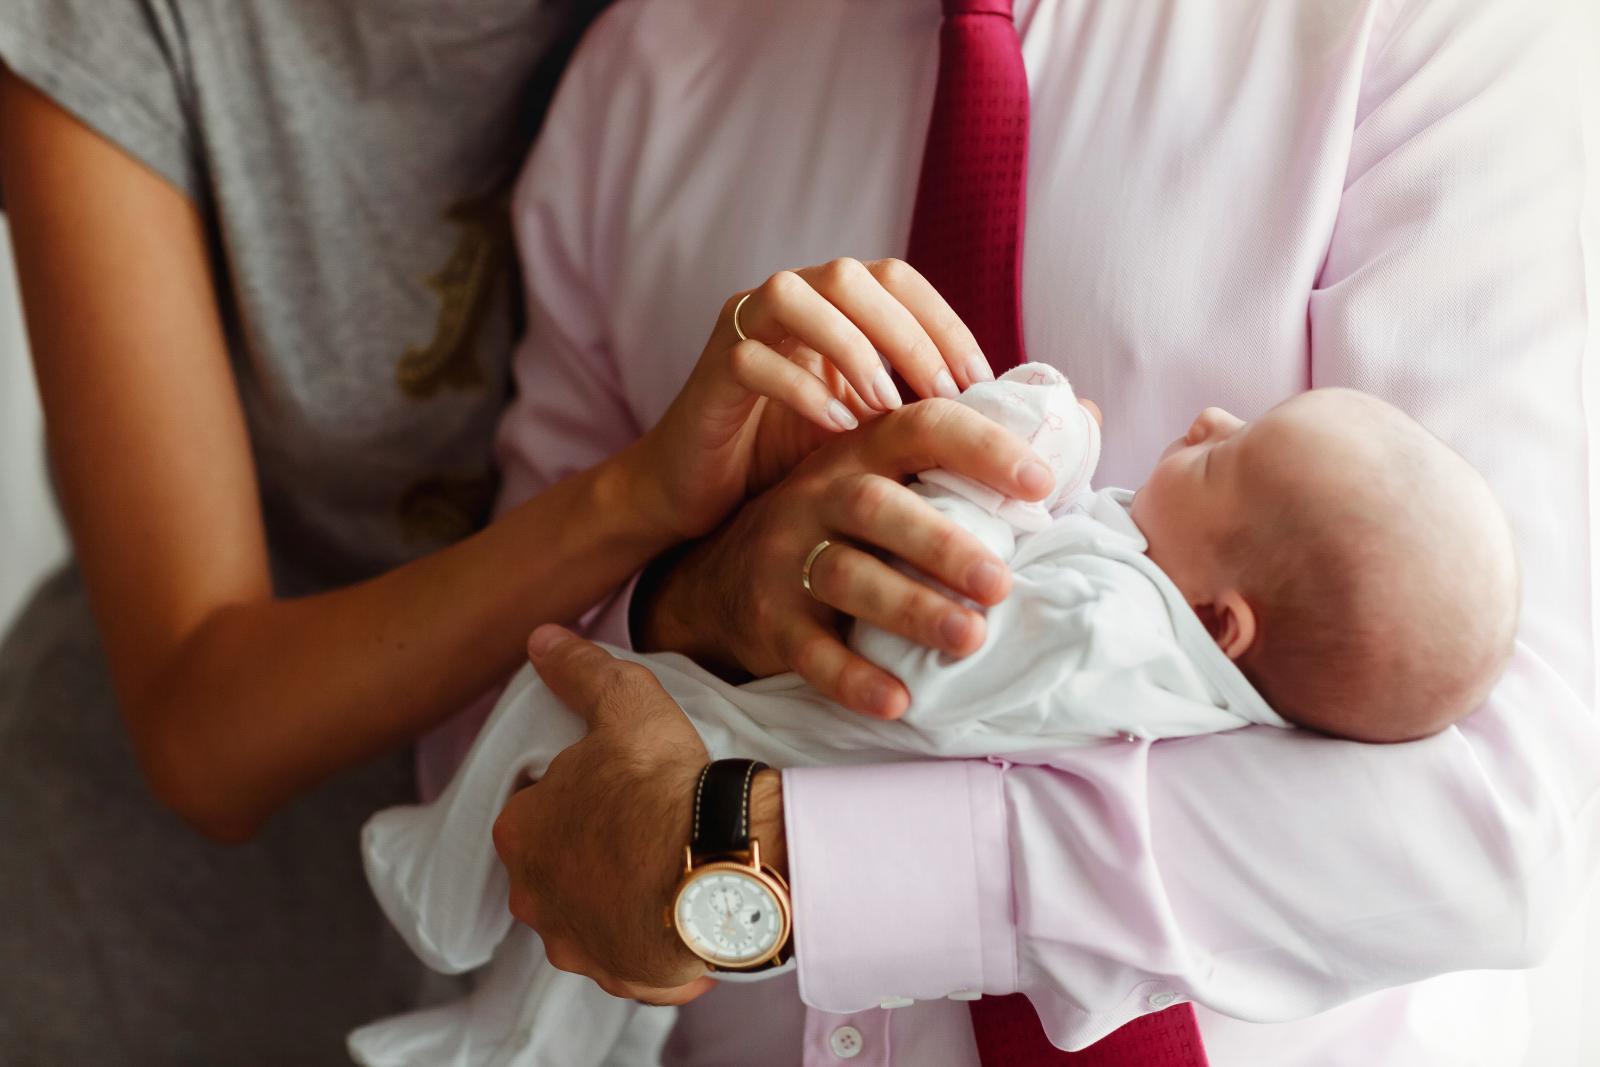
xmin=903 ymin=2 xmax=1210 ymax=1064
xmin=905 ymin=0 xmax=1030 ymax=372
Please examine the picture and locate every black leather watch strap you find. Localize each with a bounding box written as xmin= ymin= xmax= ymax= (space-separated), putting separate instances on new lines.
xmin=690 ymin=758 xmax=769 ymax=858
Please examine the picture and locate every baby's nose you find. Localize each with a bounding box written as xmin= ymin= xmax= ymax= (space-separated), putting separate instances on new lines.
xmin=1192 ymin=406 xmax=1243 ymax=440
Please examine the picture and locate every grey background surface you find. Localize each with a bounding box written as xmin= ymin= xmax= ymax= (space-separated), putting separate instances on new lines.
xmin=0 ymin=218 xmax=64 ymax=631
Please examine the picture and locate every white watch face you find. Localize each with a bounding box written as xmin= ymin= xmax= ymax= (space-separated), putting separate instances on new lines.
xmin=675 ymin=868 xmax=785 ymax=967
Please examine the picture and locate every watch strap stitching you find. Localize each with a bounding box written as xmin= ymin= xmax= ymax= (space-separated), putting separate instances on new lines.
xmin=691 ymin=758 xmax=770 ymax=856
xmin=693 ymin=762 xmax=709 ymax=844
xmin=738 ymin=760 xmax=758 ymax=841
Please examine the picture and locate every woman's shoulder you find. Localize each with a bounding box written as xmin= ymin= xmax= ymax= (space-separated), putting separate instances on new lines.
xmin=0 ymin=0 xmax=206 ymax=198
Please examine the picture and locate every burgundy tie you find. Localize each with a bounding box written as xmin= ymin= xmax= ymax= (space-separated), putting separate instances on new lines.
xmin=905 ymin=0 xmax=1030 ymax=372
xmin=903 ymin=2 xmax=1210 ymax=1065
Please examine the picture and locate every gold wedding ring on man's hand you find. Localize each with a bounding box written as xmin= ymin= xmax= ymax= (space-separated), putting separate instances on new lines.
xmin=732 ymin=292 xmax=755 ymax=342
xmin=801 ymin=539 xmax=835 ymax=600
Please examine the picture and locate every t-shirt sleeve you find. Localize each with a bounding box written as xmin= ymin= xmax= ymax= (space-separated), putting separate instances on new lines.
xmin=0 ymin=0 xmax=202 ymax=200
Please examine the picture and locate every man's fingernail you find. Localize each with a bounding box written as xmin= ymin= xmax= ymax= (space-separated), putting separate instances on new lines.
xmin=932 ymin=369 xmax=960 ymax=399
xmin=1018 ymin=459 xmax=1055 ymax=497
xmin=967 ymin=560 xmax=1005 ymax=599
xmin=868 ymin=679 xmax=901 ymax=716
xmin=528 ymin=624 xmax=573 ymax=660
xmin=940 ymin=611 xmax=974 ymax=649
xmin=965 ymin=355 xmax=994 ymax=383
xmin=827 ymin=399 xmax=859 ymax=431
xmin=872 ymin=368 xmax=902 ymax=411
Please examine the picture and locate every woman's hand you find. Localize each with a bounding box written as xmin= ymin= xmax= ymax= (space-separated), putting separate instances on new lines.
xmin=640 ymin=400 xmax=1055 ymax=718
xmin=629 ymin=258 xmax=996 ymax=542
xmin=493 ymin=626 xmax=746 ymax=1006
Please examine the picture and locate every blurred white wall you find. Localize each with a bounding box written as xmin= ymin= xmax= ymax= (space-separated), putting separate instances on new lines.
xmin=0 ymin=218 xmax=65 ymax=635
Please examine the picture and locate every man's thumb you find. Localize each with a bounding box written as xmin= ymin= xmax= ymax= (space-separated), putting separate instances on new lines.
xmin=527 ymin=624 xmax=649 ymax=729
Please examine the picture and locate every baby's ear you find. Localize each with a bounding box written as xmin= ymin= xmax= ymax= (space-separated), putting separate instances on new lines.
xmin=1195 ymin=591 xmax=1256 ymax=661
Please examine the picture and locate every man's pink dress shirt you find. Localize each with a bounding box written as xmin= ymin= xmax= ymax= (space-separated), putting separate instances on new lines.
xmin=423 ymin=0 xmax=1599 ymax=1062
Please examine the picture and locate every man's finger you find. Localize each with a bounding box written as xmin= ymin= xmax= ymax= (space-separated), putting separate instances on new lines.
xmin=864 ymin=398 xmax=1054 ymax=501
xmin=620 ymin=975 xmax=719 ymax=1007
xmin=803 ymin=537 xmax=988 ymax=659
xmin=527 ymin=624 xmax=667 ymax=729
xmin=781 ymin=617 xmax=910 ymax=719
xmin=822 ymin=472 xmax=1010 ymax=607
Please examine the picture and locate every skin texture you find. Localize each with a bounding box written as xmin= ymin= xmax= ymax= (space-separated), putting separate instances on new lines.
xmin=1130 ymin=405 xmax=1261 ymax=659
xmin=0 ymin=72 xmax=1041 ymax=839
xmin=493 ymin=624 xmax=736 ymax=1006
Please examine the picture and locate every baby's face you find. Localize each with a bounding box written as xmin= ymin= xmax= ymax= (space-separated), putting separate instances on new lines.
xmin=1132 ymin=390 xmax=1416 ymax=595
xmin=1129 ymin=405 xmax=1253 ymax=599
xmin=1129 ymin=395 xmax=1349 ymax=601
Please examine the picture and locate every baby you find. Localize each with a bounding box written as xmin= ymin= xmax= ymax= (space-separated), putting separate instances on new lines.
xmin=349 ymin=369 xmax=1520 ymax=1067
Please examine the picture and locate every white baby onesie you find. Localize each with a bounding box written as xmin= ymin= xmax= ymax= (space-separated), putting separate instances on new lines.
xmin=348 ymin=366 xmax=1288 ymax=1067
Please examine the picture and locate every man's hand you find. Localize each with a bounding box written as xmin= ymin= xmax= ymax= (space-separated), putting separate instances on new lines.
xmin=491 ymin=626 xmax=718 ymax=1006
xmin=639 ymin=398 xmax=1054 ymax=718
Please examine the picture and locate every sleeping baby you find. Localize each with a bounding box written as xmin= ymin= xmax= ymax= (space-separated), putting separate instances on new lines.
xmin=349 ymin=367 xmax=1520 ymax=1067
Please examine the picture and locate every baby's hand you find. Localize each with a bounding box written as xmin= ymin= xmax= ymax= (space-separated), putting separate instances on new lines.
xmin=1079 ymin=397 xmax=1103 ymax=427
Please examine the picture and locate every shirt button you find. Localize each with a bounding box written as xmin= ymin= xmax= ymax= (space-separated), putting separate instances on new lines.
xmin=878 ymin=995 xmax=915 ymax=1009
xmin=829 ymin=1025 xmax=864 ymax=1059
xmin=1148 ymin=991 xmax=1179 ymax=1009
xmin=947 ymin=989 xmax=983 ymax=1001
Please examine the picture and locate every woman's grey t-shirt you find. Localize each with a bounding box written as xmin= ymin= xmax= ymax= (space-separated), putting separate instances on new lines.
xmin=0 ymin=2 xmax=607 ymax=1060
xmin=1 ymin=0 xmax=604 ymax=590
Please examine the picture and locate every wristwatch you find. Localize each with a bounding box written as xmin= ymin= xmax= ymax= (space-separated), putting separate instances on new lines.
xmin=669 ymin=759 xmax=793 ymax=972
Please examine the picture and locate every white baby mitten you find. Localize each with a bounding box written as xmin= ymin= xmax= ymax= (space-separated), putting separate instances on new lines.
xmin=918 ymin=363 xmax=1100 ymax=532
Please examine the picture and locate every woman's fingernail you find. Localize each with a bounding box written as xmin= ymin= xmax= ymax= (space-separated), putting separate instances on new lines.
xmin=528 ymin=624 xmax=573 ymax=660
xmin=965 ymin=355 xmax=994 ymax=383
xmin=826 ymin=399 xmax=859 ymax=431
xmin=1018 ymin=459 xmax=1055 ymax=497
xmin=932 ymin=369 xmax=960 ymax=399
xmin=940 ymin=611 xmax=974 ymax=649
xmin=872 ymin=368 xmax=902 ymax=410
xmin=967 ymin=559 xmax=1005 ymax=598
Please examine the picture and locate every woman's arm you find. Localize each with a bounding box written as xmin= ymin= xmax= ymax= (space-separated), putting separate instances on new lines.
xmin=0 ymin=72 xmax=676 ymax=841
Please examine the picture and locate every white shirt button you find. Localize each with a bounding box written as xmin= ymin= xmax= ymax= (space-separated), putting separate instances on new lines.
xmin=1148 ymin=991 xmax=1179 ymax=1008
xmin=878 ymin=995 xmax=915 ymax=1009
xmin=829 ymin=1025 xmax=864 ymax=1059
xmin=947 ymin=989 xmax=983 ymax=1001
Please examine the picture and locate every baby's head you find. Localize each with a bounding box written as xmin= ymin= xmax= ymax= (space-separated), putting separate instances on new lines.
xmin=1129 ymin=389 xmax=1519 ymax=743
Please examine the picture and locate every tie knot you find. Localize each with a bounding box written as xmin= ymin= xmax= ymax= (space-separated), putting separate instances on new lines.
xmin=942 ymin=0 xmax=1014 ymax=18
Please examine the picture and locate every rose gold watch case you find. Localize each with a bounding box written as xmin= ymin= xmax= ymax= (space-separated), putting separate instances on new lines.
xmin=669 ymin=838 xmax=793 ymax=971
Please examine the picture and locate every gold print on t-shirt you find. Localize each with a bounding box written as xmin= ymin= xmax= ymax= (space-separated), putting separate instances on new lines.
xmin=397 ymin=471 xmax=498 ymax=546
xmin=395 ymin=195 xmax=511 ymax=398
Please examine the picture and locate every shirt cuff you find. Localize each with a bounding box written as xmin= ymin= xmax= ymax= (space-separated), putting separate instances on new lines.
xmin=579 ymin=570 xmax=642 ymax=650
xmin=784 ymin=759 xmax=1017 ymax=1011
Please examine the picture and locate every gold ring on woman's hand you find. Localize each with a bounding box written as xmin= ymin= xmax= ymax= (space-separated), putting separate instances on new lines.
xmin=732 ymin=292 xmax=755 ymax=342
